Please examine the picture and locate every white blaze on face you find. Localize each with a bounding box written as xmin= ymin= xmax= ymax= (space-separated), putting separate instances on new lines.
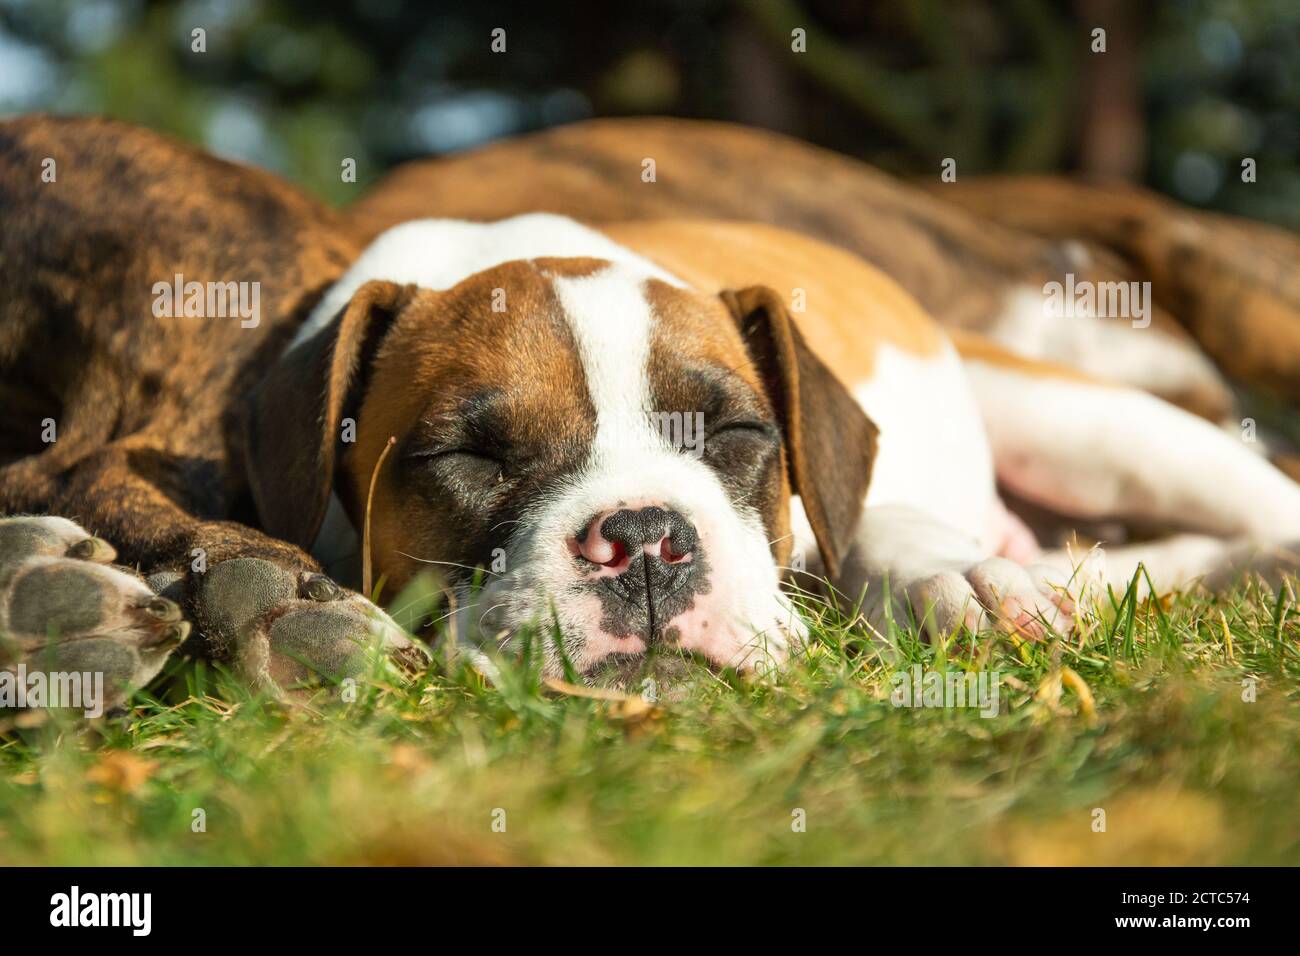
xmin=457 ymin=262 xmax=804 ymax=676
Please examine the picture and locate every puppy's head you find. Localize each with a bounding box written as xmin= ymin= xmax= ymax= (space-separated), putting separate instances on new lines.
xmin=245 ymin=258 xmax=876 ymax=685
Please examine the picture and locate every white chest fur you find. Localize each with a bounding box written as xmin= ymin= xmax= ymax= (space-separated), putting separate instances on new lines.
xmin=853 ymin=341 xmax=1000 ymax=549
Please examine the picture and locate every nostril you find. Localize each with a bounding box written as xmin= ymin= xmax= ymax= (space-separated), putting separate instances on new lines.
xmin=601 ymin=540 xmax=628 ymax=568
xmin=574 ymin=513 xmax=630 ymax=568
xmin=580 ymin=531 xmax=616 ymax=565
xmin=662 ymin=517 xmax=697 ymax=564
xmin=659 ymin=537 xmax=691 ymax=563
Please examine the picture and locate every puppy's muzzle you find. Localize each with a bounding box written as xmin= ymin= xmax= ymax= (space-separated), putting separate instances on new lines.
xmin=571 ymin=505 xmax=698 ymax=638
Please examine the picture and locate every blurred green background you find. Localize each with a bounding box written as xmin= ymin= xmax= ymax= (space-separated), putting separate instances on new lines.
xmin=1 ymin=0 xmax=1297 ymax=228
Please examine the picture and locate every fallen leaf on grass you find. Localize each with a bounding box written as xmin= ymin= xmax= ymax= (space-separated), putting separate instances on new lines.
xmin=386 ymin=742 xmax=433 ymax=780
xmin=1003 ymin=788 xmax=1228 ymax=866
xmin=1060 ymin=667 xmax=1097 ymax=721
xmin=542 ymin=676 xmax=664 ymax=727
xmin=3 ymin=709 xmax=49 ymax=730
xmin=1033 ymin=671 xmax=1062 ymax=711
xmin=86 ymin=751 xmax=157 ymax=794
xmin=609 ymin=695 xmax=660 ymax=723
xmin=541 ymin=676 xmax=634 ymax=701
xmin=1033 ymin=667 xmax=1097 ymax=722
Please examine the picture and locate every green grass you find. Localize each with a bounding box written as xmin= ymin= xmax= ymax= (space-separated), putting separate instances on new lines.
xmin=2 ymin=571 xmax=1298 ymax=866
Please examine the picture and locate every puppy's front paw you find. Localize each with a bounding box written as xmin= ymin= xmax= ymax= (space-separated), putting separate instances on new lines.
xmin=0 ymin=516 xmax=188 ymax=715
xmin=906 ymin=555 xmax=1083 ymax=643
xmin=193 ymin=557 xmax=422 ymax=693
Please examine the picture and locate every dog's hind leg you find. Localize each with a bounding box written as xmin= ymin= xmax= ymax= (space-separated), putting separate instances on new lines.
xmin=797 ymin=344 xmax=1300 ymax=642
xmin=960 ymin=349 xmax=1300 ymax=544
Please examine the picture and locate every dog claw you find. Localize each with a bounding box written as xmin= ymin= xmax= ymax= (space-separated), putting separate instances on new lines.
xmin=138 ymin=595 xmax=183 ymax=622
xmin=66 ymin=536 xmax=117 ymax=563
xmin=299 ymin=573 xmax=342 ymax=603
xmin=0 ymin=518 xmax=424 ymax=712
xmin=904 ymin=555 xmax=1076 ymax=642
xmin=160 ymin=621 xmax=191 ymax=646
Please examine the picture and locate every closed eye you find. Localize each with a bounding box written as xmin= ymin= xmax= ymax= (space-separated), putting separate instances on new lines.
xmin=708 ymin=420 xmax=779 ymax=443
xmin=405 ymin=448 xmax=508 ymax=492
xmin=405 ymin=447 xmax=500 ymax=463
xmin=700 ymin=418 xmax=782 ymax=498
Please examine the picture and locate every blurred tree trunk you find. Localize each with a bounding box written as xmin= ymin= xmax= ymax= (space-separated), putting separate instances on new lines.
xmin=726 ymin=20 xmax=801 ymax=134
xmin=1076 ymin=0 xmax=1145 ymax=180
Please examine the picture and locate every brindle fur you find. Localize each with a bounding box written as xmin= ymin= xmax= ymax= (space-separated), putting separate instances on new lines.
xmin=0 ymin=115 xmax=361 ymax=659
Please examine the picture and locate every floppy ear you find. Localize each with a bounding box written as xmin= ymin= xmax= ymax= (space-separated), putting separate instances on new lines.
xmin=721 ymin=286 xmax=879 ymax=580
xmin=243 ymin=279 xmax=416 ymax=551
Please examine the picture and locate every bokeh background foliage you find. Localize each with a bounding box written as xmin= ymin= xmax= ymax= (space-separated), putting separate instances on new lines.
xmin=1 ymin=0 xmax=1298 ymax=227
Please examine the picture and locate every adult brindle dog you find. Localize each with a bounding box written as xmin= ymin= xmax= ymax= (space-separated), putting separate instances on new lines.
xmin=2 ymin=115 xmax=1299 ymax=712
xmin=1 ymin=116 xmax=416 ymax=709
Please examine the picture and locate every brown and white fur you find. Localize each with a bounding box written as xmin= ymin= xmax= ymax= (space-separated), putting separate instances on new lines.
xmin=288 ymin=213 xmax=1300 ymax=672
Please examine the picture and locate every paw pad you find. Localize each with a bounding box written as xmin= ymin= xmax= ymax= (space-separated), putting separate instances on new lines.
xmin=193 ymin=556 xmax=423 ymax=693
xmin=0 ymin=517 xmax=188 ymax=715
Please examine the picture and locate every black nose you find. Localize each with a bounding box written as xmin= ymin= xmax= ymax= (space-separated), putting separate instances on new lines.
xmin=598 ymin=506 xmax=697 ymax=558
xmin=579 ymin=506 xmax=700 ymax=639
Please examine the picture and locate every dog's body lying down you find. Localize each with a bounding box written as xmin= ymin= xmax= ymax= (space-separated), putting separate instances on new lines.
xmin=2 ymin=116 xmax=1299 ymax=709
xmin=312 ymin=214 xmax=1300 ymax=650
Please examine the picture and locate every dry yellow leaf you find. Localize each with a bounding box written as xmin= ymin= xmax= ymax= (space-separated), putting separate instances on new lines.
xmin=1003 ymin=788 xmax=1227 ymax=866
xmin=541 ymin=676 xmax=634 ymax=701
xmin=1060 ymin=666 xmax=1097 ymax=720
xmin=541 ymin=676 xmax=665 ymax=727
xmin=386 ymin=742 xmax=432 ymax=779
xmin=86 ymin=751 xmax=157 ymax=794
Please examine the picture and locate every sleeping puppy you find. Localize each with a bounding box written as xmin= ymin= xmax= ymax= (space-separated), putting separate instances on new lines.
xmin=1 ymin=117 xmax=876 ymax=698
xmin=277 ymin=214 xmax=1300 ymax=682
